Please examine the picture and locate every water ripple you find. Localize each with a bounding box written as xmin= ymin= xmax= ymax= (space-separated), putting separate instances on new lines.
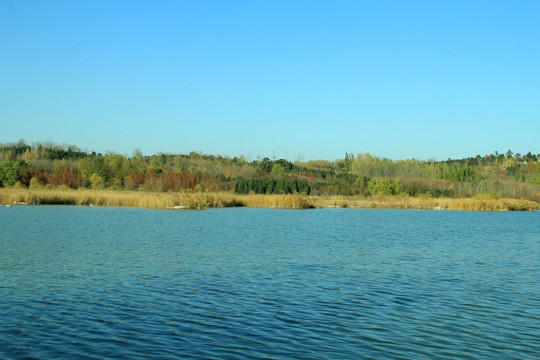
xmin=1 ymin=207 xmax=539 ymax=359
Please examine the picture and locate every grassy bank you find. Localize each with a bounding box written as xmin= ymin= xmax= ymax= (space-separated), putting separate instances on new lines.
xmin=0 ymin=188 xmax=538 ymax=211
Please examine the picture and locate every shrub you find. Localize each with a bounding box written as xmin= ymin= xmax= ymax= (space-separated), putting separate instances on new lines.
xmin=29 ymin=177 xmax=42 ymax=189
xmin=368 ymin=177 xmax=403 ymax=196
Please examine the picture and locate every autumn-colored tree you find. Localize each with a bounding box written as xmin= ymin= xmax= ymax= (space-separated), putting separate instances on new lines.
xmin=89 ymin=173 xmax=105 ymax=189
xmin=125 ymin=171 xmax=144 ymax=190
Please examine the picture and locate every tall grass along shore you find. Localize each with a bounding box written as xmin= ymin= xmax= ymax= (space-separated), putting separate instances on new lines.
xmin=1 ymin=188 xmax=538 ymax=211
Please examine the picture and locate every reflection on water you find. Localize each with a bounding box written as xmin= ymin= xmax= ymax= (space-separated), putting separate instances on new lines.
xmin=1 ymin=206 xmax=539 ymax=359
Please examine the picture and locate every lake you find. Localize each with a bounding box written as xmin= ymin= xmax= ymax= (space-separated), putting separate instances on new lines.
xmin=1 ymin=206 xmax=539 ymax=359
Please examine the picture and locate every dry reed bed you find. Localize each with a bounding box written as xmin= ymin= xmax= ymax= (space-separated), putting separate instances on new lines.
xmin=0 ymin=189 xmax=240 ymax=210
xmin=0 ymin=188 xmax=538 ymax=211
xmin=314 ymin=196 xmax=538 ymax=211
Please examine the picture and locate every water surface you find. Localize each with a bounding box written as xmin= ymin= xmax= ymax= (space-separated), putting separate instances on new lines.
xmin=1 ymin=206 xmax=539 ymax=359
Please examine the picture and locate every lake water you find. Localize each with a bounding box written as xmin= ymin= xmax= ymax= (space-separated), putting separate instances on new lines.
xmin=1 ymin=206 xmax=539 ymax=359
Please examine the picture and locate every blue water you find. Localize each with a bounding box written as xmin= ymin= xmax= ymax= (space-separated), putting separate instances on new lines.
xmin=1 ymin=206 xmax=539 ymax=359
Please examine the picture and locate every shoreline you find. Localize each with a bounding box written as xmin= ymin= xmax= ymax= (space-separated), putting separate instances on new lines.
xmin=0 ymin=188 xmax=538 ymax=211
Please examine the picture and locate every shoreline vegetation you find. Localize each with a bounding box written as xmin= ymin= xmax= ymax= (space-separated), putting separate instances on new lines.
xmin=1 ymin=188 xmax=538 ymax=211
xmin=1 ymin=140 xmax=539 ymax=211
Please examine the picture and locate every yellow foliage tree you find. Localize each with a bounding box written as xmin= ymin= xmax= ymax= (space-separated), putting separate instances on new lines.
xmin=89 ymin=173 xmax=105 ymax=189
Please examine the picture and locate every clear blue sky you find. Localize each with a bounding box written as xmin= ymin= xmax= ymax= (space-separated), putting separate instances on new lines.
xmin=1 ymin=1 xmax=539 ymax=161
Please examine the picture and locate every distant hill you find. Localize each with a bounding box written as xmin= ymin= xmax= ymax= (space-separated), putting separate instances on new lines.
xmin=1 ymin=140 xmax=538 ymax=201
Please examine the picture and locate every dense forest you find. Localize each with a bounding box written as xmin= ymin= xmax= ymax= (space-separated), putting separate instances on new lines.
xmin=1 ymin=140 xmax=539 ymax=202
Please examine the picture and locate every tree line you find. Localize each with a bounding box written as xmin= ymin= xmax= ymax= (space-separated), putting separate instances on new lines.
xmin=1 ymin=140 xmax=539 ymax=200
